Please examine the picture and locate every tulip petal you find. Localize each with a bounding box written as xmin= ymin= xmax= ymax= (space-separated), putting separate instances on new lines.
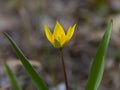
xmin=44 ymin=25 xmax=53 ymax=44
xmin=53 ymin=21 xmax=65 ymax=36
xmin=66 ymin=24 xmax=76 ymax=42
xmin=61 ymin=37 xmax=67 ymax=46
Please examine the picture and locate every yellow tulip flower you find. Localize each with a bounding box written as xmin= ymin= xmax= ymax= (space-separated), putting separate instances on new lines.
xmin=44 ymin=21 xmax=76 ymax=49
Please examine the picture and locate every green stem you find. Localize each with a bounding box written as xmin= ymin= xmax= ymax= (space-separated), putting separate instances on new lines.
xmin=60 ymin=50 xmax=69 ymax=90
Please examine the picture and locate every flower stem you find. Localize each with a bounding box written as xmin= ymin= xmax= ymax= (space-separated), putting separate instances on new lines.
xmin=60 ymin=50 xmax=69 ymax=90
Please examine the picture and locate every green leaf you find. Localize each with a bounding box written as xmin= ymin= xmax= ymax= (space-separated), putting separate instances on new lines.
xmin=4 ymin=62 xmax=22 ymax=90
xmin=4 ymin=33 xmax=48 ymax=90
xmin=85 ymin=20 xmax=113 ymax=90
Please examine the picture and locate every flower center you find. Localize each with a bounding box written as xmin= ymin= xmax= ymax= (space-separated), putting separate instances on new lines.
xmin=54 ymin=34 xmax=65 ymax=43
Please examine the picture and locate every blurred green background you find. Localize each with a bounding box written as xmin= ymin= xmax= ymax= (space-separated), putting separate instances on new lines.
xmin=0 ymin=0 xmax=119 ymax=90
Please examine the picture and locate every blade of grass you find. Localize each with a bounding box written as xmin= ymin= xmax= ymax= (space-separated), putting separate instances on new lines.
xmin=85 ymin=20 xmax=113 ymax=90
xmin=4 ymin=33 xmax=48 ymax=90
xmin=4 ymin=62 xmax=22 ymax=90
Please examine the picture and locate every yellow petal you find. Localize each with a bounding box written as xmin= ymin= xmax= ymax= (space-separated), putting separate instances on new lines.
xmin=66 ymin=24 xmax=76 ymax=42
xmin=61 ymin=37 xmax=67 ymax=46
xmin=53 ymin=21 xmax=65 ymax=36
xmin=44 ymin=25 xmax=53 ymax=44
